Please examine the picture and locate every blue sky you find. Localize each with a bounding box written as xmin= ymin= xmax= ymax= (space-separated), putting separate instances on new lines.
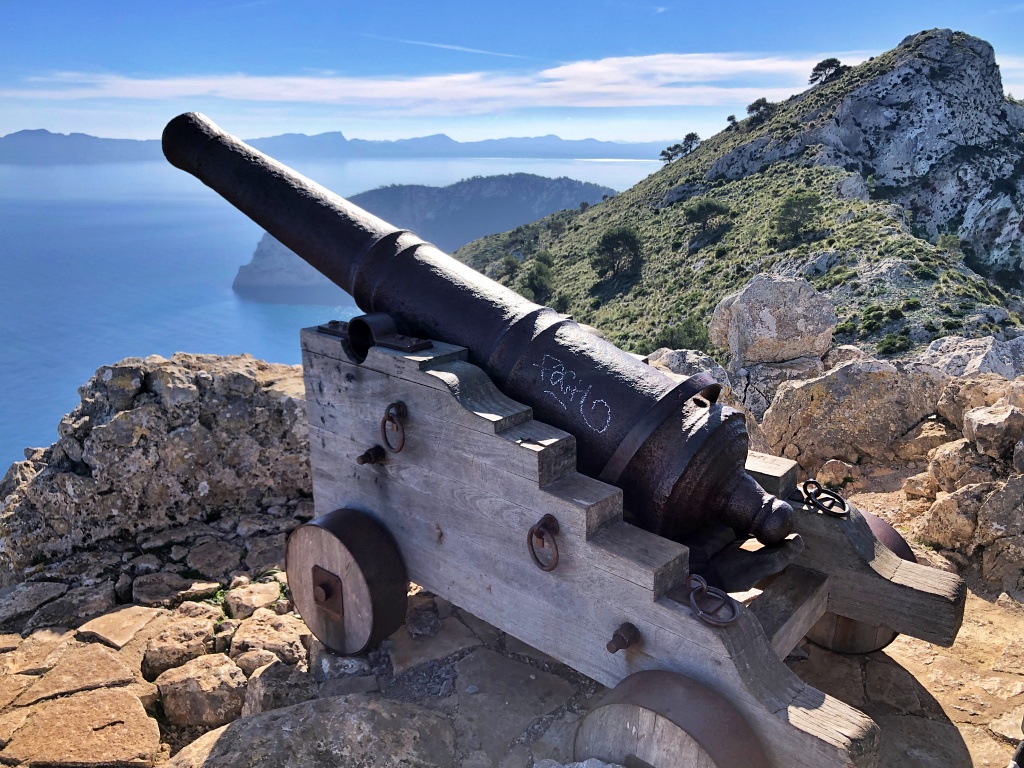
xmin=3 ymin=0 xmax=1023 ymax=142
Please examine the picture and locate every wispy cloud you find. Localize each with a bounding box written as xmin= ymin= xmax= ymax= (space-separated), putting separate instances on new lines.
xmin=1 ymin=51 xmax=849 ymax=116
xmin=358 ymin=33 xmax=530 ymax=60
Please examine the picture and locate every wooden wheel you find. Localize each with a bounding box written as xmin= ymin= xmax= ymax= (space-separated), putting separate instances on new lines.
xmin=806 ymin=510 xmax=916 ymax=654
xmin=574 ymin=671 xmax=770 ymax=768
xmin=286 ymin=508 xmax=407 ymax=655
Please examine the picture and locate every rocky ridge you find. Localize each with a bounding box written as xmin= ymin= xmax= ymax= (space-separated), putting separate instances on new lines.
xmin=454 ymin=29 xmax=1024 ymax=357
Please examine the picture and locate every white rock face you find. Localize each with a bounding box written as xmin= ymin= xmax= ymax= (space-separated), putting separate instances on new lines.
xmin=710 ymin=274 xmax=837 ymax=368
xmin=916 ymin=335 xmax=1024 ymax=378
xmin=706 ymin=29 xmax=1024 ymax=278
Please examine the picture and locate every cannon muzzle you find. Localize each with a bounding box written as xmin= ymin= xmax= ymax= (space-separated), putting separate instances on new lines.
xmin=162 ymin=112 xmax=793 ymax=546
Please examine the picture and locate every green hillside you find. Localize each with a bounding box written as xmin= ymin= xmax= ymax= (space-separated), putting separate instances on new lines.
xmin=454 ymin=30 xmax=1023 ymax=356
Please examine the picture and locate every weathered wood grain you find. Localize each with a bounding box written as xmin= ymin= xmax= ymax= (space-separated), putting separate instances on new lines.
xmin=747 ymin=566 xmax=830 ymax=659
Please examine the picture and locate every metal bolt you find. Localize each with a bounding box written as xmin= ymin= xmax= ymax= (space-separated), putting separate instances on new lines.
xmin=606 ymin=622 xmax=641 ymax=653
xmin=356 ymin=445 xmax=386 ymax=465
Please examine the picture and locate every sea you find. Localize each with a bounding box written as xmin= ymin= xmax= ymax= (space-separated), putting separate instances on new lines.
xmin=0 ymin=156 xmax=658 ymax=467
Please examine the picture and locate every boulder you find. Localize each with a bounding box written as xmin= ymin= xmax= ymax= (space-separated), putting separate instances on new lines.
xmin=0 ymin=354 xmax=309 ymax=587
xmin=936 ymin=373 xmax=1013 ymax=429
xmin=928 ymin=439 xmax=999 ymax=492
xmin=963 ymin=404 xmax=1024 ymax=458
xmin=892 ymin=420 xmax=962 ymax=460
xmin=224 ymin=581 xmax=281 ymax=621
xmin=971 ymin=475 xmax=1024 ymax=552
xmin=823 ymin=345 xmax=871 ymax=370
xmin=229 ymin=607 xmax=309 ymax=666
xmin=646 ymin=348 xmax=731 ymax=399
xmin=141 ymin=616 xmax=216 ymax=681
xmin=168 ymin=695 xmax=456 ymax=768
xmin=761 ymin=360 xmax=946 ymax=471
xmin=903 ymin=471 xmax=938 ymax=500
xmin=709 ymin=275 xmax=837 ymax=368
xmin=156 ymin=653 xmax=247 ymax=727
xmin=918 ymin=335 xmax=1024 ymax=379
xmin=912 ymin=483 xmax=999 ymax=551
xmin=733 ymin=357 xmax=825 ymax=421
xmin=241 ymin=659 xmax=318 ymax=716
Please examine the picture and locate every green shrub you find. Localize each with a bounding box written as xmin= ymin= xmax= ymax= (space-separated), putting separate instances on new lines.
xmin=877 ymin=334 xmax=912 ymax=355
xmin=652 ymin=316 xmax=713 ymax=354
xmin=901 ymin=298 xmax=922 ymax=310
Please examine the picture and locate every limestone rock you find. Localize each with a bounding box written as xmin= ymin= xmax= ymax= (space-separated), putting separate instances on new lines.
xmin=646 ymin=348 xmax=732 ymax=399
xmin=709 ymin=275 xmax=837 ymax=367
xmin=0 ymin=582 xmax=67 ymax=629
xmin=229 ymin=607 xmax=309 ymax=666
xmin=167 ymin=695 xmax=456 ymax=768
xmin=893 ymin=420 xmax=962 ymax=460
xmin=963 ymin=403 xmax=1024 ymax=458
xmin=733 ymin=357 xmax=825 ymax=421
xmin=244 ymin=533 xmax=287 ymax=575
xmin=0 ymin=688 xmax=160 ymax=766
xmin=176 ymin=600 xmax=224 ymax=622
xmin=308 ymin=638 xmax=372 ymax=682
xmin=902 ymin=471 xmax=938 ymax=500
xmin=761 ymin=360 xmax=946 ymax=471
xmin=141 ymin=616 xmax=215 ymax=681
xmin=22 ymin=581 xmax=116 ymax=632
xmin=972 ymin=475 xmax=1024 ymax=552
xmin=156 ymin=653 xmax=247 ymax=727
xmin=1 ymin=628 xmax=77 ymax=676
xmin=453 ymin=648 xmax=576 ymax=763
xmin=241 ymin=658 xmax=318 ymax=716
xmin=823 ymin=344 xmax=871 ymax=370
xmin=981 ymin=536 xmax=1024 ymax=591
xmin=815 ymin=459 xmax=857 ymax=489
xmin=186 ymin=540 xmax=244 ymax=582
xmin=928 ymin=439 xmax=999 ymax=492
xmin=224 ymin=581 xmax=281 ymax=620
xmin=14 ymin=642 xmax=135 ymax=706
xmin=919 ymin=336 xmax=1024 ymax=380
xmin=912 ymin=483 xmax=999 ymax=552
xmin=0 ymin=674 xmax=34 ymax=711
xmin=132 ymin=572 xmax=221 ymax=608
xmin=235 ymin=648 xmax=279 ymax=677
xmin=705 ymin=30 xmax=1024 ymax=276
xmin=77 ymin=605 xmax=163 ymax=650
xmin=0 ymin=353 xmax=309 ymax=587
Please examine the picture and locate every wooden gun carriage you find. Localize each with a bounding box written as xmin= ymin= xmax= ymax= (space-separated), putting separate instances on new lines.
xmin=162 ymin=113 xmax=967 ymax=767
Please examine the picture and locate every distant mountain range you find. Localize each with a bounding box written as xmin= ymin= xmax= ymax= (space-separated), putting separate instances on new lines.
xmin=0 ymin=128 xmax=670 ymax=164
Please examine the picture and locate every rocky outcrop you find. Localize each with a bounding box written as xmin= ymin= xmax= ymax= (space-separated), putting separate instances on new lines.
xmin=761 ymin=359 xmax=947 ymax=471
xmin=710 ymin=275 xmax=837 ymax=368
xmin=232 ymin=234 xmax=349 ymax=304
xmin=917 ymin=335 xmax=1024 ymax=378
xmin=0 ymin=353 xmax=310 ymax=587
xmin=706 ymin=29 xmax=1024 ymax=279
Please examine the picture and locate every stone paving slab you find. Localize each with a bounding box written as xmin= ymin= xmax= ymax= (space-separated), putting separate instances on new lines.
xmin=0 ymin=635 xmax=21 ymax=654
xmin=0 ymin=688 xmax=160 ymax=766
xmin=0 ymin=628 xmax=77 ymax=676
xmin=132 ymin=573 xmax=221 ymax=608
xmin=0 ymin=675 xmax=33 ymax=711
xmin=77 ymin=604 xmax=164 ymax=649
xmin=454 ymin=648 xmax=576 ymax=763
xmin=388 ymin=617 xmax=482 ymax=676
xmin=14 ymin=643 xmax=135 ymax=706
xmin=23 ymin=582 xmax=116 ymax=632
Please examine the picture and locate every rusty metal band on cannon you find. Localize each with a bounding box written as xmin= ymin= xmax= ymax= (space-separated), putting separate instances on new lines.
xmin=161 ymin=112 xmax=794 ymax=546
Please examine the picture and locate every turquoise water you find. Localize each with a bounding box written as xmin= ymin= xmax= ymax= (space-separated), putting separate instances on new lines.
xmin=0 ymin=157 xmax=658 ymax=466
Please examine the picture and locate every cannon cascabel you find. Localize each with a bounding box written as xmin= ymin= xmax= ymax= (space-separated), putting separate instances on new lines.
xmin=161 ymin=112 xmax=793 ymax=546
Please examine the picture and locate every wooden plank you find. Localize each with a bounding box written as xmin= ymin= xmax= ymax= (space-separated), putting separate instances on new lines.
xmin=746 ymin=452 xmax=798 ymax=500
xmin=301 ymin=326 xmax=467 ymax=374
xmin=747 ymin=566 xmax=830 ymax=659
xmin=588 ymin=522 xmax=688 ymax=599
xmin=304 ymin=365 xmax=577 ymax=487
xmin=792 ymin=503 xmax=965 ymax=647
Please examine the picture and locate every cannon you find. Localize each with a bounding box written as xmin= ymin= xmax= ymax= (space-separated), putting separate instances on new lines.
xmin=164 ymin=113 xmax=967 ymax=767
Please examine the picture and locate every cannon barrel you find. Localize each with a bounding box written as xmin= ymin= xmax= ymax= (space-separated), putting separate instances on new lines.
xmin=162 ymin=112 xmax=793 ymax=545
